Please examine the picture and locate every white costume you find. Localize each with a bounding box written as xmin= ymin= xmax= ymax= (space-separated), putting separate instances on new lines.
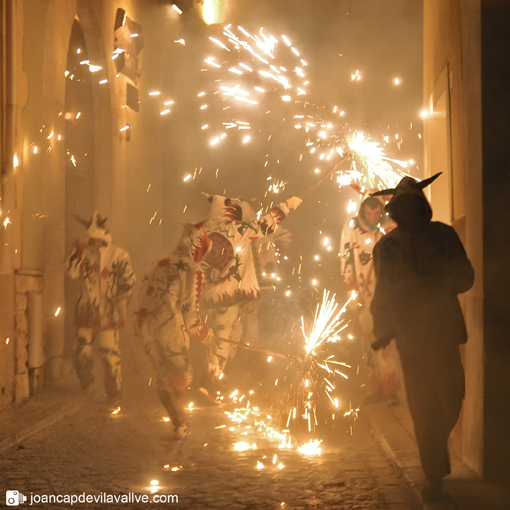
xmin=66 ymin=211 xmax=136 ymax=405
xmin=201 ymin=195 xmax=298 ymax=381
xmin=134 ymin=223 xmax=214 ymax=433
xmin=340 ymin=194 xmax=399 ymax=398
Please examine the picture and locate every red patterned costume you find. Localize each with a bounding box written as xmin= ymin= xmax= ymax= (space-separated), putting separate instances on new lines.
xmin=134 ymin=223 xmax=214 ymax=437
xmin=66 ymin=211 xmax=136 ymax=407
xmin=201 ymin=195 xmax=299 ymax=382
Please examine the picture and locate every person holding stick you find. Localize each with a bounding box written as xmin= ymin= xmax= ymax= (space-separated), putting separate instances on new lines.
xmin=134 ymin=222 xmax=220 ymax=438
xmin=340 ymin=189 xmax=400 ymax=403
xmin=197 ymin=156 xmax=345 ymax=399
xmin=199 ymin=194 xmax=302 ymax=400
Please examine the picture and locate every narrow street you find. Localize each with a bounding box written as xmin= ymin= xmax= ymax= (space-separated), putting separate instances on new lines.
xmin=1 ymin=2 xmax=510 ymax=510
xmin=0 ymin=341 xmax=421 ymax=510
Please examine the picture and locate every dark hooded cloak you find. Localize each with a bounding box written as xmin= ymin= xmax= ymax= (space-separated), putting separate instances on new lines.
xmin=370 ymin=174 xmax=475 ymax=485
xmin=370 ymin=174 xmax=474 ymax=354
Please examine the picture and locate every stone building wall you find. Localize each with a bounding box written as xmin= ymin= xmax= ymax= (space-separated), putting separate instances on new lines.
xmin=14 ymin=272 xmax=44 ymax=402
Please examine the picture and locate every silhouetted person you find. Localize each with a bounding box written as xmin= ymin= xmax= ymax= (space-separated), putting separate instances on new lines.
xmin=66 ymin=211 xmax=136 ymax=409
xmin=370 ymin=174 xmax=474 ymax=503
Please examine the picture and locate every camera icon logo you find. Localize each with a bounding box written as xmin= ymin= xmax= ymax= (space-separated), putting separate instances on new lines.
xmin=6 ymin=491 xmax=27 ymax=506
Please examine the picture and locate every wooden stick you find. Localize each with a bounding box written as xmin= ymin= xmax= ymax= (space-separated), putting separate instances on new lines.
xmin=217 ymin=337 xmax=301 ymax=362
xmin=299 ymin=154 xmax=350 ymax=199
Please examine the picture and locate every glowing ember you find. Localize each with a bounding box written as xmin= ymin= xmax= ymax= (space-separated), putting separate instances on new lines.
xmin=233 ymin=442 xmax=257 ymax=451
xmin=297 ymin=439 xmax=322 ymax=456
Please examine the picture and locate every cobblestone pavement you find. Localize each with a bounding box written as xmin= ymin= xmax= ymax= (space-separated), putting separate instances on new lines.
xmin=0 ymin=356 xmax=421 ymax=510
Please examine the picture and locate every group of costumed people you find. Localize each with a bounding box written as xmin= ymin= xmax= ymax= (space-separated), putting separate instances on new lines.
xmin=66 ymin=173 xmax=474 ymax=503
xmin=133 ymin=194 xmax=301 ymax=437
xmin=68 ymin=196 xmax=301 ymax=437
xmin=66 ymin=195 xmax=302 ymax=439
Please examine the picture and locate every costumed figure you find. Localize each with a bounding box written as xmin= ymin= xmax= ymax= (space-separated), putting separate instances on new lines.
xmin=134 ymin=222 xmax=218 ymax=438
xmin=370 ymin=173 xmax=474 ymax=503
xmin=339 ymin=189 xmax=400 ymax=402
xmin=200 ymin=194 xmax=302 ymax=393
xmin=66 ymin=211 xmax=136 ymax=408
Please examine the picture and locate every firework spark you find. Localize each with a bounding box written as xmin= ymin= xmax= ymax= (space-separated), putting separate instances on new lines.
xmin=343 ymin=132 xmax=411 ymax=190
xmin=267 ymin=290 xmax=355 ymax=438
xmin=196 ymin=24 xmax=415 ymax=203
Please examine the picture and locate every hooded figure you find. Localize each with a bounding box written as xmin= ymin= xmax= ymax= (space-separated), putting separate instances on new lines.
xmin=134 ymin=222 xmax=217 ymax=438
xmin=370 ymin=173 xmax=474 ymax=503
xmin=66 ymin=211 xmax=136 ymax=407
xmin=339 ymin=190 xmax=399 ymax=401
xmin=200 ymin=194 xmax=301 ymax=389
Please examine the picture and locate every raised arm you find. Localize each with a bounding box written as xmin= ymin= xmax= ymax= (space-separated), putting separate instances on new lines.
xmin=234 ymin=197 xmax=301 ymax=244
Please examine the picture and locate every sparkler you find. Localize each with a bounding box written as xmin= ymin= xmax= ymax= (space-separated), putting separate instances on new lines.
xmin=344 ymin=132 xmax=410 ymax=190
xmin=270 ymin=290 xmax=355 ymax=437
xmin=299 ymin=154 xmax=348 ymax=199
xmin=222 ymin=338 xmax=302 ymax=362
xmin=213 ymin=295 xmax=356 ymax=463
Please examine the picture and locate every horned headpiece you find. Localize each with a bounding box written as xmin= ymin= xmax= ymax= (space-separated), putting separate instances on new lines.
xmin=370 ymin=173 xmax=441 ymax=197
xmin=74 ymin=210 xmax=110 ymax=241
xmin=371 ymin=173 xmax=442 ymax=231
